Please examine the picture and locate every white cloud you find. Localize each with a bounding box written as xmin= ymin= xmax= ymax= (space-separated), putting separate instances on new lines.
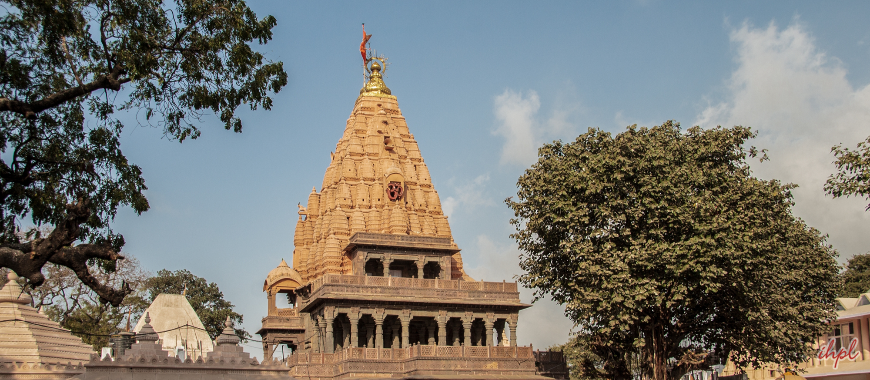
xmin=695 ymin=20 xmax=870 ymax=260
xmin=441 ymin=196 xmax=458 ymax=220
xmin=464 ymin=235 xmax=574 ymax=349
xmin=493 ymin=89 xmax=586 ymax=167
xmin=493 ymin=90 xmax=541 ymax=167
xmin=441 ymin=174 xmax=493 ymax=219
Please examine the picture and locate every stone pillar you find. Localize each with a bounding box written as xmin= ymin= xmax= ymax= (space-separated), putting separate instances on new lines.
xmin=508 ymin=314 xmax=518 ymax=347
xmin=267 ymin=289 xmax=276 ymax=315
xmin=441 ymin=256 xmax=451 ymax=280
xmin=452 ymin=320 xmax=460 ymax=346
xmin=365 ymin=321 xmax=375 ymax=348
xmin=324 ymin=307 xmax=335 ymax=353
xmin=417 ymin=256 xmax=425 ymax=278
xmin=315 ymin=316 xmax=325 ymax=353
xmin=262 ymin=341 xmax=271 ymax=359
xmin=374 ymin=309 xmax=385 ymax=349
xmin=401 ymin=310 xmax=411 ymax=348
xmin=383 ymin=257 xmax=393 ymax=277
xmin=437 ymin=315 xmax=448 ymax=346
xmin=349 ymin=308 xmax=360 ymax=348
xmin=325 ymin=320 xmax=335 ymax=353
xmin=484 ymin=313 xmax=495 ymax=347
xmin=462 ymin=313 xmax=473 ymax=347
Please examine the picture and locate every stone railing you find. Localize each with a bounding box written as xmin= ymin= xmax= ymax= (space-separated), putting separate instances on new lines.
xmin=287 ymin=345 xmax=539 ymax=379
xmin=310 ymin=274 xmax=517 ymax=293
xmin=275 ymin=308 xmax=299 ymax=317
xmin=288 ymin=345 xmax=533 ymax=365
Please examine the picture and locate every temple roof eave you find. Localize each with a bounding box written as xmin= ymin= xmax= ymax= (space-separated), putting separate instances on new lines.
xmin=343 ymin=232 xmax=460 ymax=254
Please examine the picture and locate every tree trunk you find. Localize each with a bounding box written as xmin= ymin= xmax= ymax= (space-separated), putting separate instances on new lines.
xmin=648 ymin=323 xmax=668 ymax=380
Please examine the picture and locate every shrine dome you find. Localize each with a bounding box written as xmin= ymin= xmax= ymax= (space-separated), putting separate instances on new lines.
xmin=263 ymin=259 xmax=302 ymax=291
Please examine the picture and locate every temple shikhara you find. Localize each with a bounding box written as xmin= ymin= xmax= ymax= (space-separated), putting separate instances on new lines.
xmin=257 ymin=50 xmax=564 ymax=379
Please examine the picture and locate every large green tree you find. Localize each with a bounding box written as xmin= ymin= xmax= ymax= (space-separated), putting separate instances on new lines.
xmin=0 ymin=0 xmax=287 ymax=306
xmin=507 ymin=122 xmax=840 ymax=380
xmin=826 ymin=136 xmax=870 ymax=210
xmin=143 ymin=269 xmax=248 ymax=341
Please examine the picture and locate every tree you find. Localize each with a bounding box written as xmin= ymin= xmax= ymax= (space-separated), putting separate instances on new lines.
xmin=826 ymin=136 xmax=870 ymax=210
xmin=143 ymin=269 xmax=248 ymax=341
xmin=549 ymin=336 xmax=612 ymax=380
xmin=0 ymin=0 xmax=287 ymax=306
xmin=1 ymin=251 xmax=150 ymax=349
xmin=841 ymin=253 xmax=870 ymax=298
xmin=549 ymin=333 xmax=647 ymax=380
xmin=506 ymin=122 xmax=840 ymax=380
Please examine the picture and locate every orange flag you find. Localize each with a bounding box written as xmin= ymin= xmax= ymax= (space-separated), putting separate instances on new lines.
xmin=360 ymin=24 xmax=372 ymax=64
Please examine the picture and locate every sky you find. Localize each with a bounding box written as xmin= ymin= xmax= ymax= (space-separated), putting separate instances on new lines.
xmin=102 ymin=1 xmax=870 ymax=358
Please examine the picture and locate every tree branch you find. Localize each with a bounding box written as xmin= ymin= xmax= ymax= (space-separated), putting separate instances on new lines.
xmin=49 ymin=244 xmax=130 ymax=306
xmin=0 ymin=197 xmax=130 ymax=306
xmin=0 ymin=67 xmax=131 ymax=119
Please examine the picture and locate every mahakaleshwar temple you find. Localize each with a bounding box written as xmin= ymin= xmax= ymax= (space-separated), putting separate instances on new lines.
xmin=0 ymin=45 xmax=568 ymax=379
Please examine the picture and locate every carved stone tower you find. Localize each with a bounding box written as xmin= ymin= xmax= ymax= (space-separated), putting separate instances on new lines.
xmin=257 ymin=56 xmax=554 ymax=379
xmin=291 ymin=60 xmax=467 ymax=284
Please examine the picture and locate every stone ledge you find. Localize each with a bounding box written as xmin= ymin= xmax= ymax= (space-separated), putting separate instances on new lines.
xmin=345 ymin=233 xmax=458 ymax=253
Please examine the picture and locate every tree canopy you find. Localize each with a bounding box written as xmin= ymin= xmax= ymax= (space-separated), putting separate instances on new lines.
xmin=0 ymin=0 xmax=287 ymax=306
xmin=841 ymin=253 xmax=870 ymax=298
xmin=143 ymin=269 xmax=248 ymax=341
xmin=826 ymin=136 xmax=870 ymax=211
xmin=507 ymin=122 xmax=840 ymax=380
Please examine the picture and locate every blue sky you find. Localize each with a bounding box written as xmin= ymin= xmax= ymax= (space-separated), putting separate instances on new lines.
xmin=106 ymin=1 xmax=870 ymax=358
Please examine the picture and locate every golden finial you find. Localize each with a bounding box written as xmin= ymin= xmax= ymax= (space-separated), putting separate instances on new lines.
xmin=360 ymin=59 xmax=394 ymax=98
xmin=357 ymin=25 xmax=395 ymax=99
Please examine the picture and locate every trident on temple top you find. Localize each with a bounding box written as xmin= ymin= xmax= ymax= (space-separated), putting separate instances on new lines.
xmin=360 ymin=24 xmax=388 ymax=83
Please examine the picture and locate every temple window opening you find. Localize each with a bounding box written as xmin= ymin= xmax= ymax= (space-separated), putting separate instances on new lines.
xmin=423 ymin=261 xmax=441 ymax=279
xmin=388 ymin=259 xmax=416 ymax=278
xmin=364 ymin=258 xmax=384 ymax=276
xmin=275 ymin=291 xmax=295 ymax=309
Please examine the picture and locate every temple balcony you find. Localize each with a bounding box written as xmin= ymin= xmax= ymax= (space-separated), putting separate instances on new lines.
xmin=297 ymin=274 xmax=527 ymax=312
xmin=258 ymin=308 xmax=304 ymax=332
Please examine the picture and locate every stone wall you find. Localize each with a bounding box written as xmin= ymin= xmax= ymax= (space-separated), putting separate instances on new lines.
xmin=0 ymin=362 xmax=85 ymax=379
xmin=73 ymin=355 xmax=290 ymax=380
